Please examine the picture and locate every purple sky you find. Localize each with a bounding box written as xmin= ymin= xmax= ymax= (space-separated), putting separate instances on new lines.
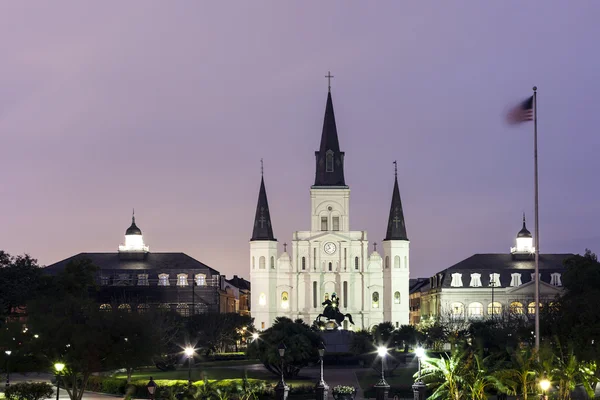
xmin=1 ymin=3 xmax=599 ymax=279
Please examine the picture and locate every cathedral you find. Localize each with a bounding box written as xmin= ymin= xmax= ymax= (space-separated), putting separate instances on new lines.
xmin=250 ymin=88 xmax=411 ymax=331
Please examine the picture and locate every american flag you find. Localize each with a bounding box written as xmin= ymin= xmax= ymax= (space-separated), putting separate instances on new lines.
xmin=507 ymin=95 xmax=534 ymax=124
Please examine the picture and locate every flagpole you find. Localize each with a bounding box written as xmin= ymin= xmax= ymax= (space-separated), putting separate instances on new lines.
xmin=533 ymin=85 xmax=540 ymax=353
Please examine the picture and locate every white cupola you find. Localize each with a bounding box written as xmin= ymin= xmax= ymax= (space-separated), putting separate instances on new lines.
xmin=118 ymin=210 xmax=149 ymax=252
xmin=511 ymin=214 xmax=534 ymax=254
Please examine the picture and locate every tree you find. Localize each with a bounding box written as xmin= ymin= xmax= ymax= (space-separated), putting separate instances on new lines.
xmin=394 ymin=325 xmax=417 ymax=352
xmin=0 ymin=251 xmax=43 ymax=321
xmin=420 ymin=349 xmax=467 ymax=400
xmin=246 ymin=317 xmax=320 ymax=378
xmin=371 ymin=322 xmax=395 ymax=347
xmin=494 ymin=347 xmax=538 ymax=400
xmin=187 ymin=312 xmax=253 ymax=354
xmin=350 ymin=329 xmax=373 ymax=355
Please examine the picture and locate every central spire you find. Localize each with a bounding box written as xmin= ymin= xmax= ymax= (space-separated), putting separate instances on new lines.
xmin=313 ymin=90 xmax=346 ymax=187
xmin=251 ymin=162 xmax=276 ymax=241
xmin=384 ymin=162 xmax=408 ymax=241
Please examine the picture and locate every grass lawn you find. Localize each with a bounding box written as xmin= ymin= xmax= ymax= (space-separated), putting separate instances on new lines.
xmin=116 ymin=366 xmax=313 ymax=387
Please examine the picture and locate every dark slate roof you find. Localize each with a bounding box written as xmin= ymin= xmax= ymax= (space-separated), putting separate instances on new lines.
xmin=517 ymin=214 xmax=532 ymax=238
xmin=44 ymin=252 xmax=220 ymax=276
xmin=226 ymin=275 xmax=251 ymax=291
xmin=409 ymin=278 xmax=429 ymax=294
xmin=313 ymin=91 xmax=346 ymax=187
xmin=251 ymin=176 xmax=276 ymax=241
xmin=384 ymin=174 xmax=408 ymax=241
xmin=432 ymin=253 xmax=574 ymax=289
xmin=126 ymin=215 xmax=142 ymax=235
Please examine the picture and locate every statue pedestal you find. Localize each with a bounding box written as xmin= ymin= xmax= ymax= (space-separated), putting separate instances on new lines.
xmin=320 ymin=330 xmax=353 ymax=353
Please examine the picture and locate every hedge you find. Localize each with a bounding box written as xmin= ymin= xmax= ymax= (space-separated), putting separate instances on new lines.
xmin=5 ymin=382 xmax=55 ymax=400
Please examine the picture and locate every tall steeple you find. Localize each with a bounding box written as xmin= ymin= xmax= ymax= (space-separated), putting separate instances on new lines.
xmin=251 ymin=162 xmax=276 ymax=241
xmin=384 ymin=161 xmax=408 ymax=241
xmin=313 ymin=90 xmax=346 ymax=187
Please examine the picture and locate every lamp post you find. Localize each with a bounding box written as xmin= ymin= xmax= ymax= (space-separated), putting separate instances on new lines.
xmin=412 ymin=347 xmax=426 ymax=400
xmin=5 ymin=350 xmax=11 ymax=389
xmin=275 ymin=343 xmax=289 ymax=400
xmin=147 ymin=377 xmax=157 ymax=400
xmin=315 ymin=342 xmax=328 ymax=400
xmin=539 ymin=378 xmax=550 ymax=400
xmin=252 ymin=332 xmax=259 ymax=342
xmin=184 ymin=347 xmax=194 ymax=386
xmin=375 ymin=346 xmax=390 ymax=400
xmin=54 ymin=363 xmax=65 ymax=400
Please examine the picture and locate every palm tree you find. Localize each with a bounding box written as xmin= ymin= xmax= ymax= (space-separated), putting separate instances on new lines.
xmin=420 ymin=349 xmax=467 ymax=400
xmin=552 ymin=346 xmax=598 ymax=400
xmin=494 ymin=348 xmax=537 ymax=400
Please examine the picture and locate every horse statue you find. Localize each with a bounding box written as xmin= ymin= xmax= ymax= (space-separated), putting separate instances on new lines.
xmin=316 ymin=293 xmax=354 ymax=327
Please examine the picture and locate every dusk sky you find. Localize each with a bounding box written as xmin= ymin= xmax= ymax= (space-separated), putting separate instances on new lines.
xmin=1 ymin=3 xmax=599 ymax=279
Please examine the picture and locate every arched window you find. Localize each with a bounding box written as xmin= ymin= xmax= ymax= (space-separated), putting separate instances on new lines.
xmin=343 ymin=281 xmax=348 ymax=308
xmin=372 ymin=292 xmax=379 ymax=308
xmin=281 ymin=292 xmax=289 ymax=309
xmin=509 ymin=302 xmax=524 ymax=314
xmin=99 ymin=304 xmax=112 ymax=312
xmin=195 ymin=274 xmax=206 ymax=286
xmin=270 ymin=256 xmax=275 ymax=269
xmin=259 ymin=293 xmax=266 ymax=306
xmin=158 ymin=304 xmax=171 ymax=312
xmin=177 ymin=274 xmax=188 ymax=287
xmin=326 ymin=150 xmax=334 ymax=172
xmin=313 ymin=281 xmax=317 ymax=308
xmin=302 ymin=257 xmax=306 ymax=270
xmin=385 ymin=256 xmax=389 ymax=269
xmin=137 ymin=304 xmax=149 ymax=314
xmin=176 ymin=303 xmax=189 ymax=317
xmin=259 ymin=256 xmax=266 ymax=269
xmin=487 ymin=302 xmax=502 ymax=315
xmin=118 ymin=304 xmax=131 ymax=313
xmin=394 ymin=256 xmax=400 ymax=268
xmin=468 ymin=302 xmax=483 ymax=318
xmin=158 ymin=273 xmax=169 ymax=286
xmin=528 ymin=302 xmax=542 ymax=315
xmin=195 ymin=303 xmax=208 ymax=314
xmin=328 ymin=262 xmax=332 ymax=271
xmin=355 ymin=257 xmax=359 ymax=270
xmin=252 ymin=257 xmax=255 ymax=270
xmin=394 ymin=291 xmax=401 ymax=304
xmin=451 ymin=302 xmax=465 ymax=319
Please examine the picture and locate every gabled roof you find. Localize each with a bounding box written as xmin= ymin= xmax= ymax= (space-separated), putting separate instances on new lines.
xmin=432 ymin=253 xmax=574 ymax=289
xmin=251 ymin=176 xmax=276 ymax=241
xmin=313 ymin=91 xmax=346 ymax=187
xmin=44 ymin=252 xmax=220 ymax=276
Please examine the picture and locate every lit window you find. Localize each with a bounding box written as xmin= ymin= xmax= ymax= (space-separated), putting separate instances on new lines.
xmin=332 ymin=217 xmax=340 ymax=231
xmin=195 ymin=274 xmax=206 ymax=286
xmin=450 ymin=273 xmax=463 ymax=287
xmin=158 ymin=274 xmax=169 ymax=286
xmin=100 ymin=276 xmax=109 ymax=286
xmin=324 ymin=292 xmax=329 ymax=301
xmin=158 ymin=304 xmax=171 ymax=312
xmin=355 ymin=257 xmax=359 ymax=270
xmin=385 ymin=256 xmax=389 ymax=269
xmin=99 ymin=304 xmax=112 ymax=312
xmin=489 ymin=273 xmax=501 ymax=287
xmin=259 ymin=293 xmax=266 ymax=306
xmin=177 ymin=274 xmax=188 ymax=287
xmin=261 ymin=322 xmax=265 ymax=330
xmin=394 ymin=256 xmax=400 ymax=268
xmin=469 ymin=273 xmax=482 ymax=287
xmin=372 ymin=292 xmax=379 ymax=308
xmin=487 ymin=302 xmax=502 ymax=315
xmin=137 ymin=304 xmax=149 ymax=314
xmin=281 ymin=292 xmax=289 ymax=309
xmin=451 ymin=302 xmax=465 ymax=319
xmin=394 ymin=291 xmax=401 ymax=304
xmin=118 ymin=304 xmax=131 ymax=313
xmin=259 ymin=256 xmax=266 ymax=269
xmin=137 ymin=274 xmax=149 ymax=286
xmin=528 ymin=302 xmax=542 ymax=315
xmin=468 ymin=302 xmax=483 ymax=318
xmin=550 ymin=273 xmax=562 ymax=286
xmin=326 ymin=151 xmax=334 ymax=172
xmin=510 ymin=273 xmax=522 ymax=287
xmin=176 ymin=303 xmax=189 ymax=317
xmin=509 ymin=302 xmax=524 ymax=314
xmin=321 ymin=217 xmax=328 ymax=231
xmin=302 ymin=257 xmax=306 ymax=270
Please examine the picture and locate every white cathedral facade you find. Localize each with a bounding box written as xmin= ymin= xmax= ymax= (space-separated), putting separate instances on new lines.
xmin=250 ymin=89 xmax=411 ymax=331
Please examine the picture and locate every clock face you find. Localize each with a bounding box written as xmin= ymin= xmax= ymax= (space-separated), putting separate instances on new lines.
xmin=324 ymin=242 xmax=337 ymax=255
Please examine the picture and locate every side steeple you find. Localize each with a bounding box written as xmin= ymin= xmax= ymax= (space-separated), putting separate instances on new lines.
xmin=313 ymin=89 xmax=346 ymax=187
xmin=384 ymin=161 xmax=408 ymax=241
xmin=251 ymin=161 xmax=276 ymax=241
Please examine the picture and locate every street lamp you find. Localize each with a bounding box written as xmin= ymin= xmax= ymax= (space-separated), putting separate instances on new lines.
xmin=54 ymin=363 xmax=65 ymax=400
xmin=184 ymin=347 xmax=194 ymax=386
xmin=374 ymin=346 xmax=390 ymax=400
xmin=315 ymin=342 xmax=328 ymax=400
xmin=252 ymin=332 xmax=259 ymax=341
xmin=147 ymin=377 xmax=157 ymax=400
xmin=539 ymin=378 xmax=550 ymax=400
xmin=275 ymin=343 xmax=289 ymax=400
xmin=413 ymin=347 xmax=427 ymax=400
xmin=5 ymin=350 xmax=11 ymax=389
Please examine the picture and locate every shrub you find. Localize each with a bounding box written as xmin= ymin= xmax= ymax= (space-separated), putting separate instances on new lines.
xmin=5 ymin=382 xmax=54 ymax=400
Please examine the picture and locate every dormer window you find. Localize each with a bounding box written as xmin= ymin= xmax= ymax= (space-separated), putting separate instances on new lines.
xmin=510 ymin=273 xmax=522 ymax=287
xmin=137 ymin=274 xmax=149 ymax=286
xmin=531 ymin=273 xmax=540 ymax=281
xmin=450 ymin=273 xmax=463 ymax=287
xmin=326 ymin=150 xmax=334 ymax=172
xmin=470 ymin=273 xmax=482 ymax=287
xmin=489 ymin=273 xmax=500 ymax=287
xmin=550 ymin=272 xmax=562 ymax=286
xmin=100 ymin=275 xmax=109 ymax=286
xmin=177 ymin=274 xmax=188 ymax=287
xmin=158 ymin=274 xmax=169 ymax=286
xmin=195 ymin=274 xmax=206 ymax=286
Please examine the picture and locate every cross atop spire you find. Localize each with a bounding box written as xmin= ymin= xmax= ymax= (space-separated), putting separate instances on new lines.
xmin=393 ymin=160 xmax=397 ymax=179
xmin=260 ymin=158 xmax=264 ymax=177
xmin=325 ymin=71 xmax=334 ymax=92
xmin=132 ymin=208 xmax=135 ymax=224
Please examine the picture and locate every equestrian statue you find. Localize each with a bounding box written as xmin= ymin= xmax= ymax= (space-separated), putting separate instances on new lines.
xmin=315 ymin=293 xmax=354 ymax=327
